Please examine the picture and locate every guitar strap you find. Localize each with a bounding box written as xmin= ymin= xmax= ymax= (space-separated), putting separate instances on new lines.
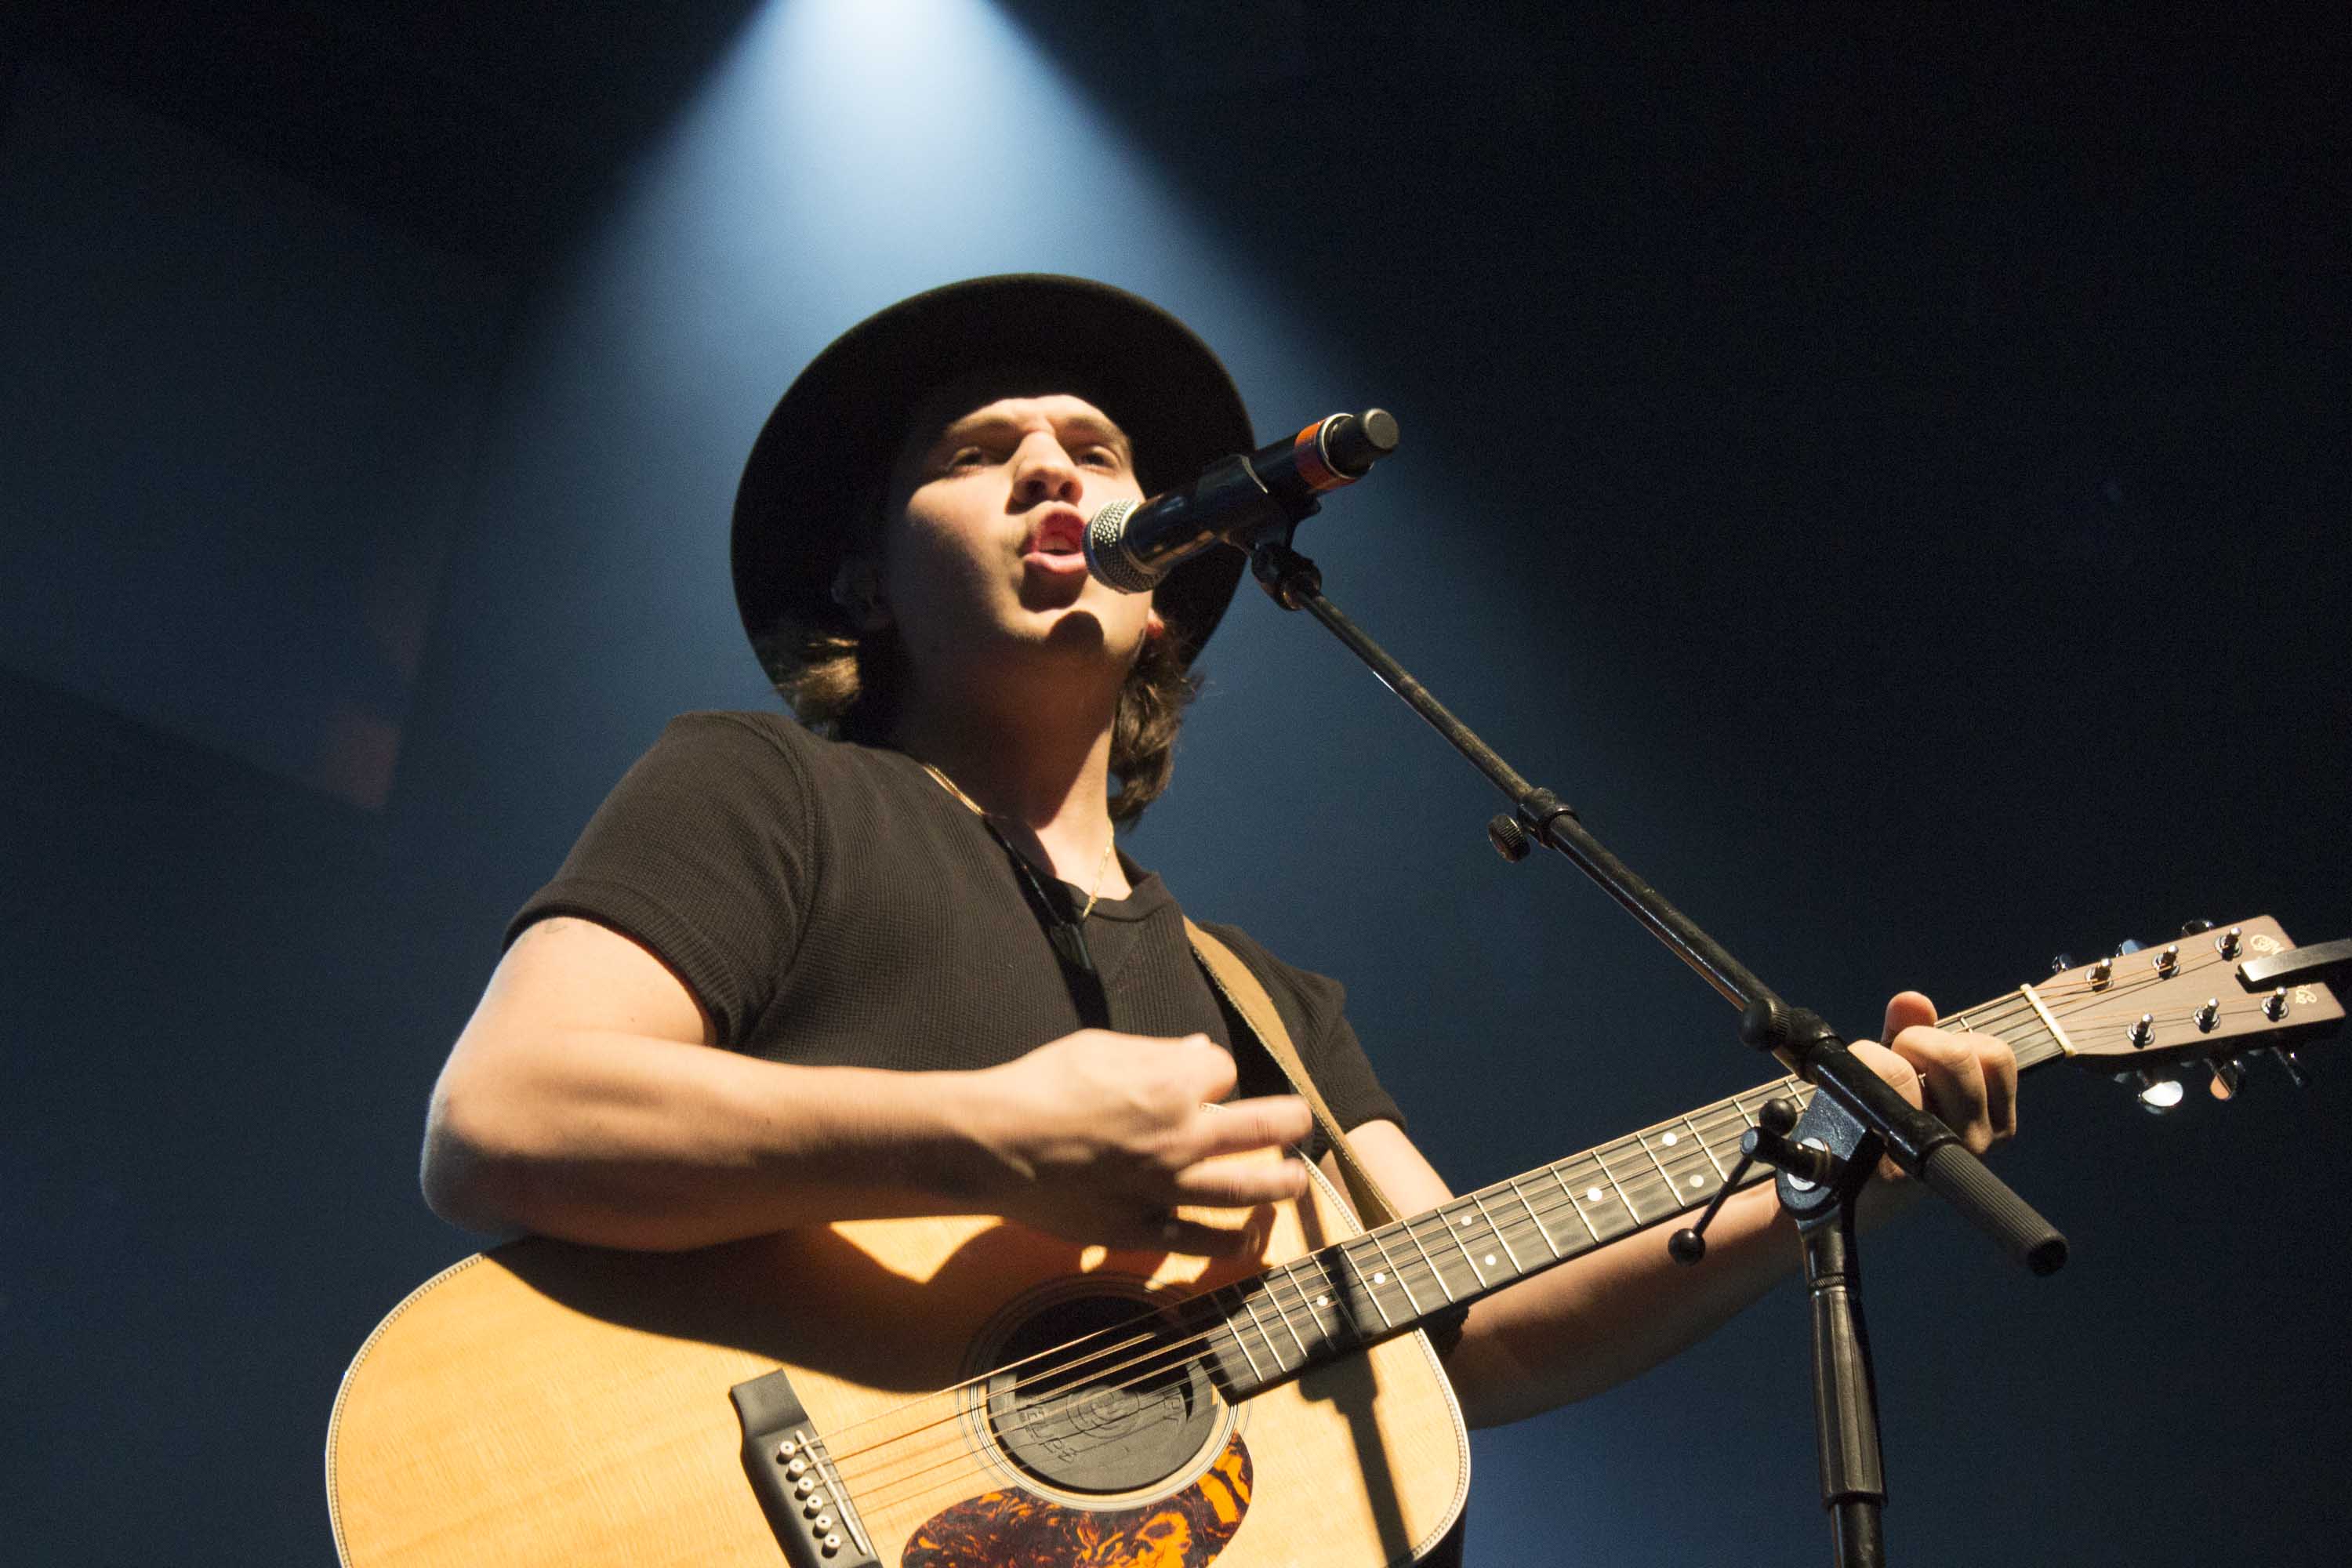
xmin=1185 ymin=919 xmax=1401 ymax=1229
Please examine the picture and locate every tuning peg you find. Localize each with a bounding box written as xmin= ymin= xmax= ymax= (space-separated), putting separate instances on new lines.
xmin=2263 ymin=985 xmax=2291 ymax=1022
xmin=2179 ymin=918 xmax=2216 ymax=936
xmin=2134 ymin=1069 xmax=2185 ymax=1114
xmin=2267 ymin=1047 xmax=2313 ymax=1090
xmin=2114 ymin=938 xmax=2146 ymax=956
xmin=2153 ymin=942 xmax=2181 ymax=977
xmin=2049 ymin=952 xmax=2076 ymax=975
xmin=2207 ymin=1056 xmax=2245 ymax=1101
xmin=2129 ymin=1013 xmax=2157 ymax=1049
xmin=2194 ymin=999 xmax=2220 ymax=1033
xmin=2216 ymin=925 xmax=2243 ymax=959
xmin=2087 ymin=956 xmax=2114 ymax=990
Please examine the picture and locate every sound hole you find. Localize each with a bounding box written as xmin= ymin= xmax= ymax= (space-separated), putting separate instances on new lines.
xmin=984 ymin=1290 xmax=1218 ymax=1496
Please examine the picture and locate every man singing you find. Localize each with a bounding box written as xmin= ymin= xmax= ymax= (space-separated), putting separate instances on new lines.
xmin=420 ymin=275 xmax=2016 ymax=1560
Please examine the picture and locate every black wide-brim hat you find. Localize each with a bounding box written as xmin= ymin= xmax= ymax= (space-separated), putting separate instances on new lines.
xmin=732 ymin=274 xmax=1256 ymax=678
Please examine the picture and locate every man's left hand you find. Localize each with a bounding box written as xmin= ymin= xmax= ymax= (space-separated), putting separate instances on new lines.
xmin=1849 ymin=990 xmax=2019 ymax=1181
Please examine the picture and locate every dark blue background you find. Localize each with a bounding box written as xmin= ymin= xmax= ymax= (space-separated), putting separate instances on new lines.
xmin=5 ymin=2 xmax=2345 ymax=1563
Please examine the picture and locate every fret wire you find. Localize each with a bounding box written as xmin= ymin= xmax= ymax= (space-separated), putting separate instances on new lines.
xmin=1506 ymin=1174 xmax=1562 ymax=1260
xmin=1436 ymin=1202 xmax=1491 ymax=1287
xmin=1238 ymin=1290 xmax=1290 ymax=1370
xmin=1259 ymin=1271 xmax=1312 ymax=1361
xmin=1213 ymin=1306 xmax=1265 ymax=1385
xmin=1280 ymin=1257 xmax=1348 ymax=1352
xmin=1218 ymin=1287 xmax=1269 ymax=1382
xmin=1307 ymin=1253 xmax=1355 ymax=1344
xmin=1319 ymin=1253 xmax=1369 ymax=1345
xmin=1396 ymin=1213 xmax=1461 ymax=1304
xmin=1551 ymin=1163 xmax=1604 ymax=1245
xmin=1632 ymin=1131 xmax=1679 ymax=1207
xmin=1668 ymin=1143 xmax=1715 ymax=1202
xmin=1682 ymin=1113 xmax=1730 ymax=1181
xmin=1359 ymin=1224 xmax=1424 ymax=1315
xmin=1334 ymin=1238 xmax=1396 ymax=1331
xmin=1595 ymin=1144 xmax=1642 ymax=1228
xmin=1468 ymin=1190 xmax=1522 ymax=1274
xmin=1563 ymin=1152 xmax=1632 ymax=1240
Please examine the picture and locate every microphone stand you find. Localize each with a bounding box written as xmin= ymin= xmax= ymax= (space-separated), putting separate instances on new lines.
xmin=1239 ymin=532 xmax=2067 ymax=1568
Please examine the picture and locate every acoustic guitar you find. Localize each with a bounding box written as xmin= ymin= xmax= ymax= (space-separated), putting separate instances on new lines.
xmin=327 ymin=916 xmax=2339 ymax=1568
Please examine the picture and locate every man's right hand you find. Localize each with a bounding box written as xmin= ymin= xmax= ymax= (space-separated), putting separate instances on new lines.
xmin=956 ymin=1030 xmax=1316 ymax=1255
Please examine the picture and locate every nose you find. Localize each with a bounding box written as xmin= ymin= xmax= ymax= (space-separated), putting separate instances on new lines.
xmin=1009 ymin=434 xmax=1083 ymax=508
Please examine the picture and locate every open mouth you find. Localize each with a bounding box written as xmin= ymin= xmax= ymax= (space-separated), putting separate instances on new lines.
xmin=1024 ymin=508 xmax=1089 ymax=563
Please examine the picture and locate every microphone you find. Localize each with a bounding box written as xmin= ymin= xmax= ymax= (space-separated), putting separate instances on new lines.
xmin=1083 ymin=409 xmax=1399 ymax=592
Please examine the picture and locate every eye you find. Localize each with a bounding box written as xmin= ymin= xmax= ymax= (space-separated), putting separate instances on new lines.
xmin=942 ymin=446 xmax=990 ymax=472
xmin=1080 ymin=446 xmax=1123 ymax=470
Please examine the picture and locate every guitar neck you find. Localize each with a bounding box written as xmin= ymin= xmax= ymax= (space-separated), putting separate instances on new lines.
xmin=1193 ymin=987 xmax=2073 ymax=1399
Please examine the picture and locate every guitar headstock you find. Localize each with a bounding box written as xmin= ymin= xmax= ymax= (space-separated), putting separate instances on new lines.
xmin=2038 ymin=916 xmax=2343 ymax=1105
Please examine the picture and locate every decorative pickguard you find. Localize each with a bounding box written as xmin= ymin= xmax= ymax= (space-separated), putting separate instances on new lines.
xmin=902 ymin=1432 xmax=1252 ymax=1568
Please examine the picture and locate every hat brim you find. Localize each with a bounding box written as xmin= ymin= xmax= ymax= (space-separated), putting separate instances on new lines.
xmin=732 ymin=274 xmax=1254 ymax=679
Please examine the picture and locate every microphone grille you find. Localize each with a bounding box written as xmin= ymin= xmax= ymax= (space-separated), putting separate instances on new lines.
xmin=1083 ymin=501 xmax=1160 ymax=593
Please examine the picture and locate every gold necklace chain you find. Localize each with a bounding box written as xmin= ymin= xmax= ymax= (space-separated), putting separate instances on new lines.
xmin=918 ymin=762 xmax=1119 ymax=920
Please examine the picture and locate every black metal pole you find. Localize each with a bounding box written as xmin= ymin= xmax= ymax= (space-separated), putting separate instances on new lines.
xmin=1244 ymin=533 xmax=2071 ymax=1567
xmin=1251 ymin=541 xmax=1774 ymax=1011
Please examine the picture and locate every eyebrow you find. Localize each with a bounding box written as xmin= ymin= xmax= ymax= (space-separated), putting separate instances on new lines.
xmin=935 ymin=409 xmax=1134 ymax=460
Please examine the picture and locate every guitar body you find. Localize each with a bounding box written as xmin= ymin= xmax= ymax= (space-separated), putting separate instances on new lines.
xmin=327 ymin=1157 xmax=1469 ymax=1568
xmin=329 ymin=913 xmax=2345 ymax=1567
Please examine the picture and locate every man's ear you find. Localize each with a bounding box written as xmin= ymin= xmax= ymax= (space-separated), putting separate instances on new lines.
xmin=829 ymin=555 xmax=891 ymax=631
xmin=1144 ymin=606 xmax=1169 ymax=641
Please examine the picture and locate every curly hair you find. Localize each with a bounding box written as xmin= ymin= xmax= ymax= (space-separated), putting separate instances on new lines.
xmin=759 ymin=616 xmax=1202 ymax=826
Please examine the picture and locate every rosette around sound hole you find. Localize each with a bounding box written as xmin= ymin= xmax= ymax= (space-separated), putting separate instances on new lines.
xmin=983 ymin=1289 xmax=1221 ymax=1494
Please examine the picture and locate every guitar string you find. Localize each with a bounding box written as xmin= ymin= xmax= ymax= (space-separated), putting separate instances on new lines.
xmin=839 ymin=979 xmax=2277 ymax=1519
xmin=818 ymin=970 xmax=2162 ymax=1497
xmin=829 ymin=1083 xmax=1804 ymax=1511
xmin=830 ymin=976 xmax=2096 ymax=1507
xmin=813 ymin=971 xmax=2105 ymax=1461
xmin=823 ymin=960 xmax=2232 ymax=1508
xmin=822 ymin=951 xmax=2265 ymax=1506
xmin=811 ymin=1044 xmax=1858 ymax=1466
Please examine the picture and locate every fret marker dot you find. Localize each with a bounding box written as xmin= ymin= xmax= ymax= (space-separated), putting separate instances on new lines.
xmin=1586 ymin=1187 xmax=1603 ymax=1203
xmin=1460 ymin=1214 xmax=1475 ymax=1227
xmin=1661 ymin=1132 xmax=1679 ymax=1146
xmin=1316 ymin=1295 xmax=1330 ymax=1308
xmin=1689 ymin=1174 xmax=1704 ymax=1188
xmin=1483 ymin=1253 xmax=1497 ymax=1267
xmin=1372 ymin=1272 xmax=1386 ymax=1284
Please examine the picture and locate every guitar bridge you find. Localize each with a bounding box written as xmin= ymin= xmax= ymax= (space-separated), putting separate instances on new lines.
xmin=731 ymin=1370 xmax=882 ymax=1566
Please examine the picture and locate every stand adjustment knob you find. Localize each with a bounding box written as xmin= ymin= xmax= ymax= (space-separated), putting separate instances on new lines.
xmin=1486 ymin=814 xmax=1532 ymax=862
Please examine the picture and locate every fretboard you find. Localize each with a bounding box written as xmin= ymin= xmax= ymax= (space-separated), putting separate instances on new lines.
xmin=1187 ymin=985 xmax=2073 ymax=1399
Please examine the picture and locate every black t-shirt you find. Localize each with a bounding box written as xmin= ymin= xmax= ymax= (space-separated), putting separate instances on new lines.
xmin=505 ymin=711 xmax=1403 ymax=1161
xmin=506 ymin=712 xmax=1466 ymax=1563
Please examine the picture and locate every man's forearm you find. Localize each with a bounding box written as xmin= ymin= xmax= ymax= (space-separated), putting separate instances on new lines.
xmin=1444 ymin=1182 xmax=1801 ymax=1427
xmin=423 ymin=1029 xmax=990 ymax=1250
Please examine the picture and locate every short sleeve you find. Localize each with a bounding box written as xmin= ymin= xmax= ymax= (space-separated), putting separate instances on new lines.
xmin=1196 ymin=920 xmax=1405 ymax=1137
xmin=504 ymin=712 xmax=816 ymax=1044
